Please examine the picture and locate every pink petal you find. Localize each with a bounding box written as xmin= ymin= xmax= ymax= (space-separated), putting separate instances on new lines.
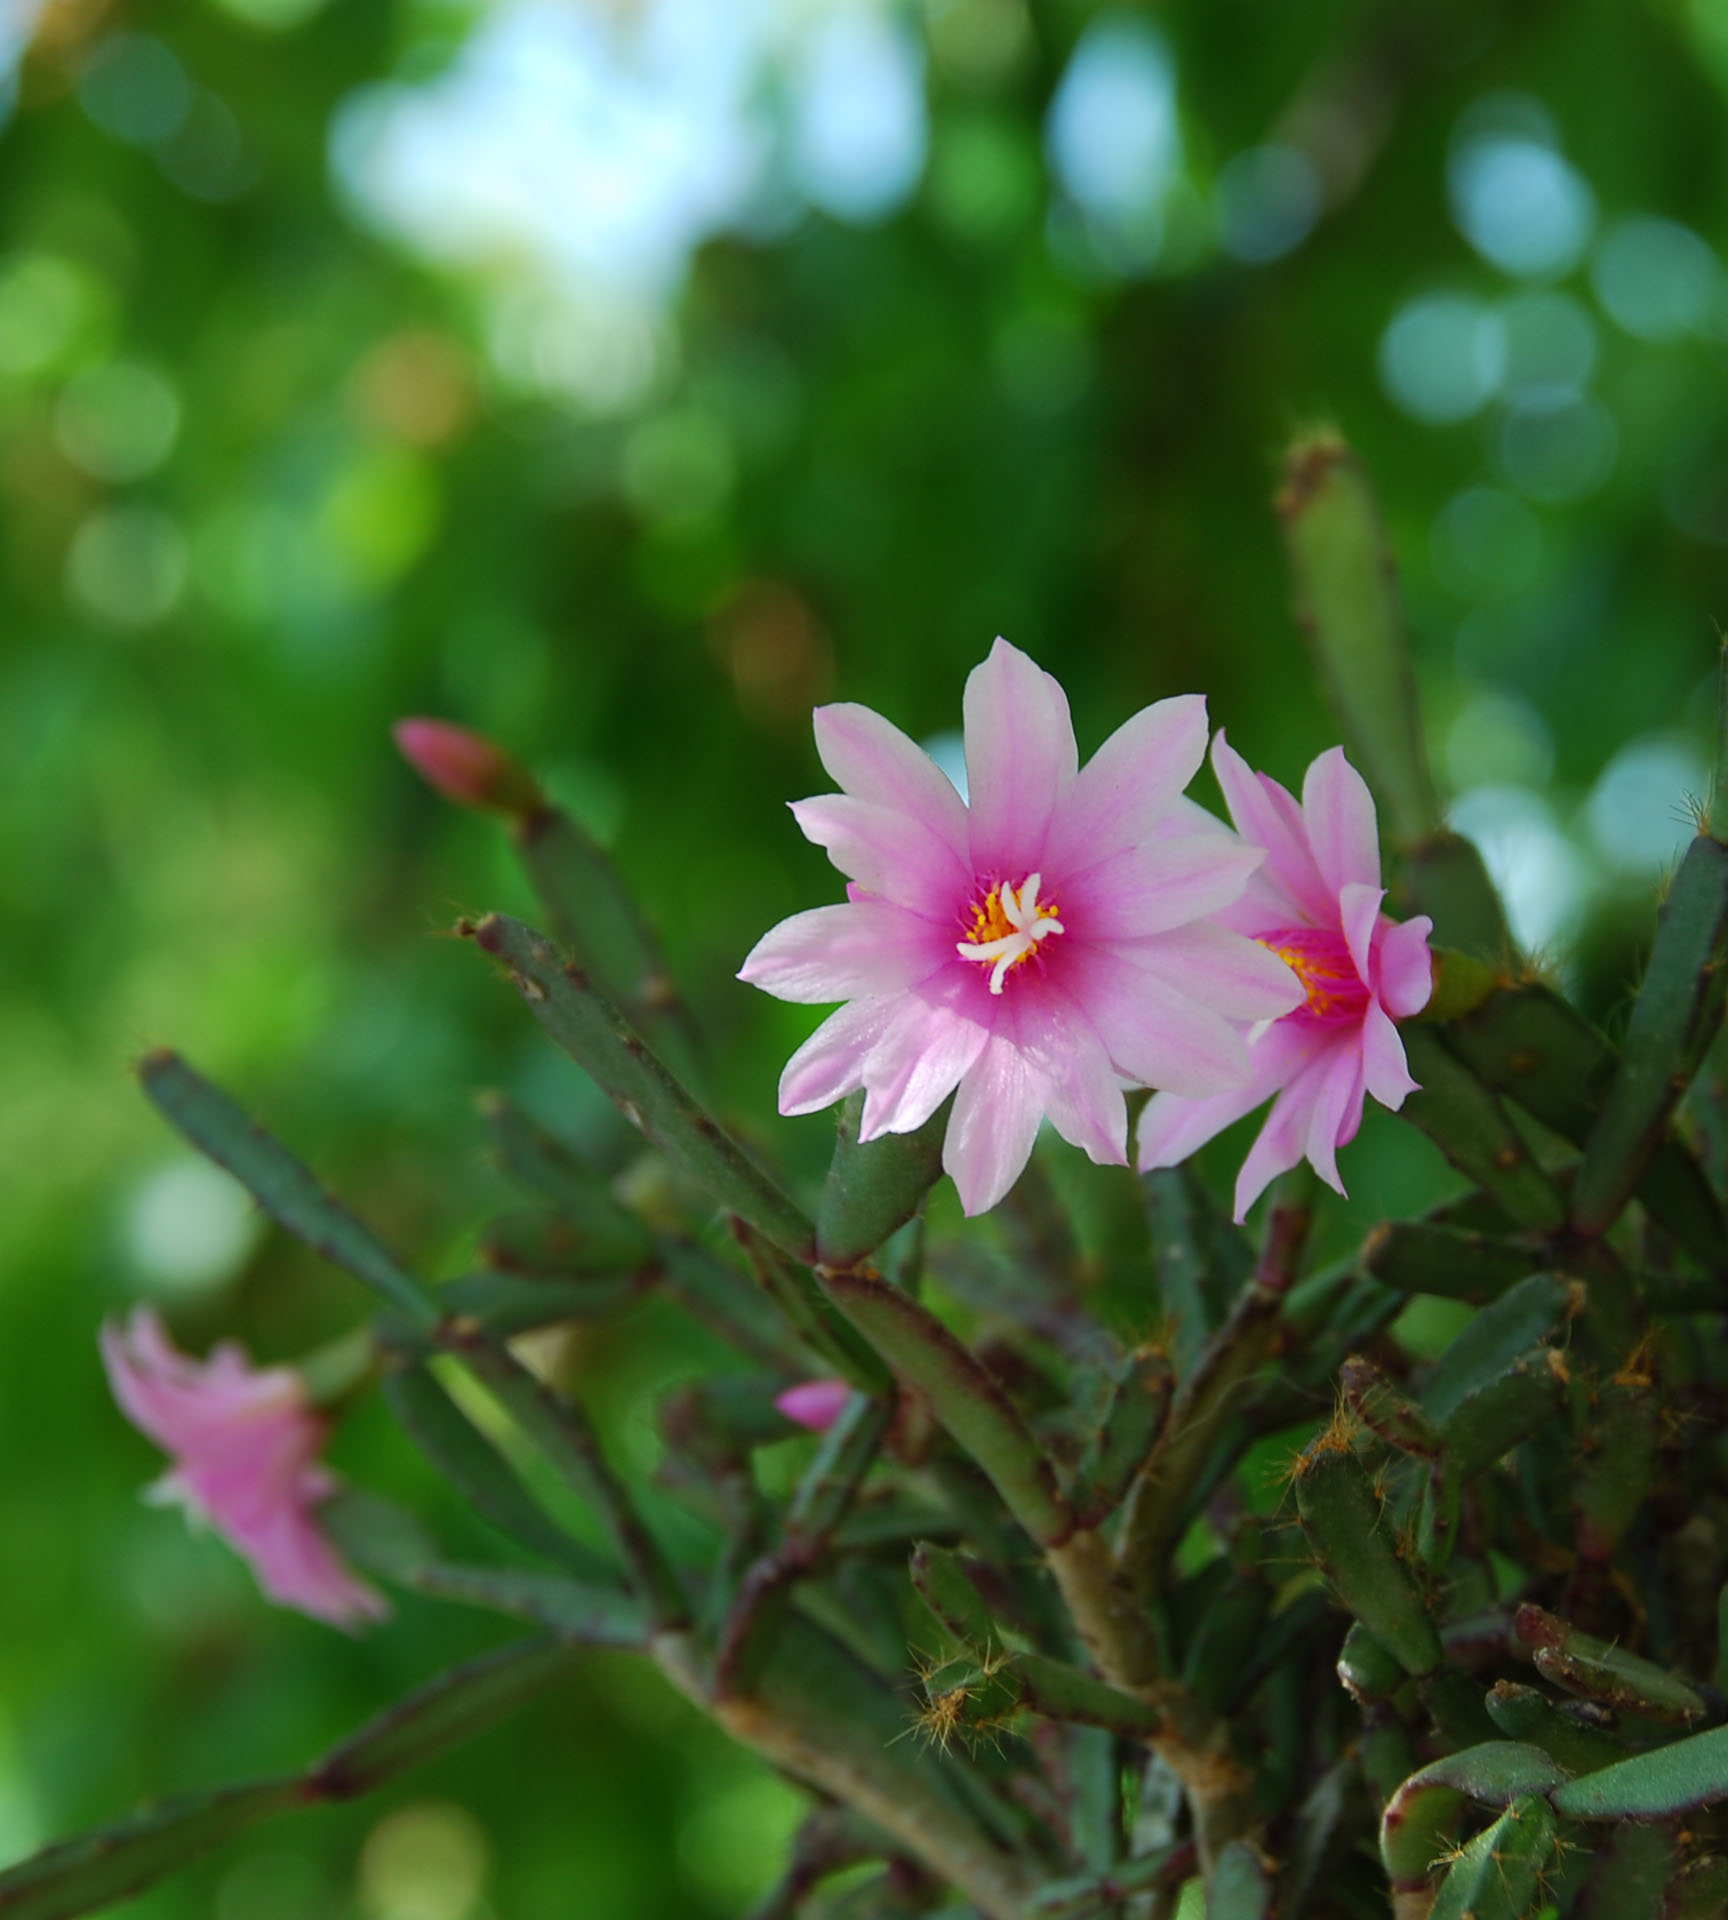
xmin=1303 ymin=1039 xmax=1368 ymax=1194
xmin=812 ymin=703 xmax=970 ymax=858
xmin=1117 ymin=920 xmax=1306 ymax=1022
xmin=1361 ymin=1000 xmax=1420 ymax=1110
xmin=1136 ymin=1018 xmax=1320 ymax=1171
xmin=789 ymin=796 xmax=970 ymax=918
xmin=1233 ymin=1068 xmax=1329 ymax=1220
xmin=776 ymin=1379 xmax=853 ymax=1433
xmin=1377 ymin=916 xmax=1435 ymax=1019
xmin=739 ymin=901 xmax=950 ymax=1005
xmin=858 ymin=973 xmax=993 ymax=1140
xmin=1061 ymin=945 xmax=1251 ymax=1098
xmin=1065 ymin=836 xmax=1266 ymax=943
xmin=1339 ymin=883 xmax=1385 ymax=986
xmin=1211 ymin=735 xmax=1333 ymax=924
xmin=1301 ymin=747 xmax=1381 ymax=897
xmin=1043 ymin=694 xmax=1209 ymax=879
xmin=943 ymin=1020 xmax=1048 ymax=1215
xmin=777 ymin=996 xmax=902 ymax=1115
xmin=1016 ymin=988 xmax=1128 ymax=1169
xmin=962 ymin=638 xmax=1078 ymax=879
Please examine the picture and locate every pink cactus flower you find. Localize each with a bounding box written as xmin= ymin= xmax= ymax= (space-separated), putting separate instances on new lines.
xmin=101 ymin=1308 xmax=387 ymax=1629
xmin=1136 ymin=739 xmax=1434 ymax=1221
xmin=775 ymin=1379 xmax=853 ymax=1433
xmin=739 ymin=639 xmax=1303 ymax=1215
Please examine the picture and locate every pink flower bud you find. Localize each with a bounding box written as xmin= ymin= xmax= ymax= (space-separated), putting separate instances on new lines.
xmin=393 ymin=717 xmax=542 ymax=816
xmin=775 ymin=1378 xmax=853 ymax=1433
xmin=101 ymin=1308 xmax=387 ymax=1629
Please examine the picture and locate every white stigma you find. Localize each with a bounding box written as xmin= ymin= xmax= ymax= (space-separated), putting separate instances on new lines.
xmin=955 ymin=872 xmax=1065 ymax=995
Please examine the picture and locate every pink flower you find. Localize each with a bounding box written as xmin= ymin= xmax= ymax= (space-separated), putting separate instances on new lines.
xmin=775 ymin=1379 xmax=853 ymax=1432
xmin=739 ymin=639 xmax=1302 ymax=1215
xmin=1136 ymin=739 xmax=1434 ymax=1221
xmin=101 ymin=1309 xmax=387 ymax=1629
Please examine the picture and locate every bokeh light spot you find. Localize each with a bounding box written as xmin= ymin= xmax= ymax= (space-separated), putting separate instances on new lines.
xmin=1378 ymin=293 xmax=1504 ymax=424
xmin=1498 ymin=291 xmax=1595 ymax=403
xmin=1586 ymin=736 xmax=1707 ymax=874
xmin=77 ymin=34 xmax=192 ymax=148
xmin=359 ymin=1802 xmax=489 ymax=1920
xmin=1046 ymin=15 xmax=1180 ymax=246
xmin=1214 ymin=144 xmax=1322 ymax=264
xmin=1445 ymin=687 xmax=1555 ymax=790
xmin=790 ymin=8 xmax=927 ymax=223
xmin=55 ymin=359 xmax=180 ymax=482
xmin=1498 ymin=395 xmax=1617 ymax=503
xmin=1448 ymin=95 xmax=1594 ymax=281
xmin=1591 ymin=215 xmax=1723 ymax=341
xmin=66 ymin=507 xmax=188 ymax=628
xmin=1430 ymin=486 xmax=1543 ymax=600
xmin=124 ymin=1158 xmax=263 ymax=1296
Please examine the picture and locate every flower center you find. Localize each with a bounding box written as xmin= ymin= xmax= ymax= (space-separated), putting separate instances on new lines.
xmin=956 ymin=873 xmax=1065 ymax=995
xmin=1258 ymin=927 xmax=1370 ymax=1027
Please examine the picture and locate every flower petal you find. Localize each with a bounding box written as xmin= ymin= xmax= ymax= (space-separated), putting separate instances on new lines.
xmin=1377 ymin=915 xmax=1435 ymax=1018
xmin=1339 ymin=883 xmax=1386 ymax=986
xmin=739 ymin=901 xmax=951 ymax=1005
xmin=1062 ymin=945 xmax=1252 ymax=1098
xmin=1233 ymin=1067 xmax=1328 ymax=1220
xmin=963 ymin=638 xmax=1078 ymax=878
xmin=812 ymin=702 xmax=970 ymax=857
xmin=943 ymin=1016 xmax=1048 ymax=1215
xmin=1118 ymin=920 xmax=1306 ymax=1022
xmin=1361 ymin=999 xmax=1420 ymax=1110
xmin=859 ymin=973 xmax=993 ymax=1139
xmin=789 ymin=796 xmax=970 ymax=916
xmin=1018 ymin=988 xmax=1128 ymax=1168
xmin=1066 ymin=837 xmax=1266 ymax=942
xmin=1212 ymin=734 xmax=1333 ymax=924
xmin=1044 ymin=694 xmax=1209 ymax=879
xmin=1303 ymin=1039 xmax=1368 ymax=1194
xmin=1301 ymin=747 xmax=1381 ymax=897
xmin=778 ymin=996 xmax=902 ymax=1115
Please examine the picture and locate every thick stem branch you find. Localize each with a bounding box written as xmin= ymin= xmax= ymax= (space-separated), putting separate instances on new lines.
xmin=652 ymin=1634 xmax=1039 ymax=1920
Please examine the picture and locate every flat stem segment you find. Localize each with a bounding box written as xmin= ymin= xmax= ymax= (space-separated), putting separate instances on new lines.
xmin=652 ymin=1633 xmax=1040 ymax=1920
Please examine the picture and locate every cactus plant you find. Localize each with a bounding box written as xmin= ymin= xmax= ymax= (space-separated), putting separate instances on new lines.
xmin=18 ymin=431 xmax=1728 ymax=1919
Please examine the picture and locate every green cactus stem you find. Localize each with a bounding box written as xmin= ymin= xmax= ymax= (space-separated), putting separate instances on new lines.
xmin=818 ymin=1091 xmax=948 ymax=1268
xmin=1294 ymin=1437 xmax=1442 ymax=1679
xmin=1427 ymin=1794 xmax=1558 ymax=1920
xmin=0 ymin=1637 xmax=583 ymax=1920
xmin=465 ymin=913 xmax=816 ymax=1262
xmin=1276 ymin=430 xmax=1438 ymax=846
xmin=816 ymin=1266 xmax=1071 ymax=1549
xmin=138 ymin=1050 xmax=442 ymax=1331
xmin=511 ymin=796 xmax=704 ymax=1085
xmin=1573 ymin=832 xmax=1728 ymax=1240
xmin=380 ymin=1361 xmax=614 ymax=1579
xmin=1363 ymin=1217 xmax=1540 ymax=1303
xmin=1439 ymin=980 xmax=1727 ymax=1265
xmin=435 ymin=1320 xmax=688 ymax=1628
xmin=1482 ymin=1681 xmax=1624 ymax=1775
xmin=1068 ymin=1348 xmax=1173 ymax=1528
xmin=1515 ymin=1604 xmax=1707 ymax=1724
xmin=1396 ymin=1030 xmax=1566 ymax=1233
xmin=1548 ymin=1722 xmax=1728 ymax=1820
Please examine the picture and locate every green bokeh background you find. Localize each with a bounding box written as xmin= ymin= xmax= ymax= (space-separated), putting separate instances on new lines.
xmin=5 ymin=0 xmax=1728 ymax=1913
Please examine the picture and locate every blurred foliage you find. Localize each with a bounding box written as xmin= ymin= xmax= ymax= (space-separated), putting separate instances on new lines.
xmin=5 ymin=0 xmax=1728 ymax=1913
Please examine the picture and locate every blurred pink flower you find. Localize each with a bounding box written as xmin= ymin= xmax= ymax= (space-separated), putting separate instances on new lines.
xmin=775 ymin=1379 xmax=853 ymax=1433
xmin=740 ymin=639 xmax=1302 ymax=1215
xmin=101 ymin=1308 xmax=386 ymax=1629
xmin=1136 ymin=739 xmax=1434 ymax=1221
